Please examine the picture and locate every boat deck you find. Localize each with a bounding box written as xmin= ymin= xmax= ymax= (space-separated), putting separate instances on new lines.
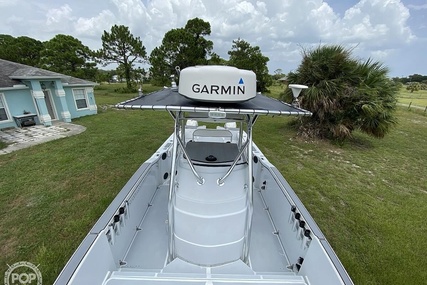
xmin=106 ymin=184 xmax=306 ymax=284
xmin=56 ymin=67 xmax=353 ymax=285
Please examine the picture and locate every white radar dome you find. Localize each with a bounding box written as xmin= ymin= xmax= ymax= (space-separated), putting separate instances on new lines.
xmin=178 ymin=66 xmax=256 ymax=102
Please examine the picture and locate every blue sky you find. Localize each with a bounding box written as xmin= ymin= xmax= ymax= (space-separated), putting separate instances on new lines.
xmin=0 ymin=0 xmax=426 ymax=77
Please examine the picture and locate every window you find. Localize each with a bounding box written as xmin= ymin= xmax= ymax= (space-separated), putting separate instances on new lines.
xmin=73 ymin=88 xmax=88 ymax=109
xmin=0 ymin=94 xmax=10 ymax=121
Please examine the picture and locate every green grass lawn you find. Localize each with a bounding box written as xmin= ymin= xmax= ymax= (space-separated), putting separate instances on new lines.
xmin=1 ymin=83 xmax=426 ymax=284
xmin=94 ymin=82 xmax=163 ymax=105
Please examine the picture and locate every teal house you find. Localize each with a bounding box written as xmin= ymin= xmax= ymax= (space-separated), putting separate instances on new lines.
xmin=0 ymin=59 xmax=97 ymax=129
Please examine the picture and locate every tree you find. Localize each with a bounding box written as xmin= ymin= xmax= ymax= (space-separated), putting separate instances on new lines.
xmin=184 ymin=17 xmax=213 ymax=65
xmin=133 ymin=67 xmax=146 ymax=84
xmin=227 ymin=39 xmax=272 ymax=92
xmin=408 ymin=74 xmax=427 ymax=83
xmin=397 ymin=74 xmax=427 ymax=84
xmin=149 ymin=18 xmax=213 ymax=86
xmin=208 ymin=52 xmax=227 ymax=65
xmin=40 ymin=34 xmax=97 ymax=80
xmin=99 ymin=25 xmax=146 ymax=90
xmin=95 ymin=69 xmax=114 ymax=83
xmin=0 ymin=35 xmax=43 ymax=66
xmin=272 ymin=68 xmax=285 ymax=81
xmin=284 ymin=45 xmax=398 ymax=140
xmin=0 ymin=34 xmax=16 ymax=61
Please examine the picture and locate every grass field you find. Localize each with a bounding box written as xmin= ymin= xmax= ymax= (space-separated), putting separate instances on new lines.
xmin=1 ymin=83 xmax=426 ymax=284
xmin=397 ymin=87 xmax=427 ymax=109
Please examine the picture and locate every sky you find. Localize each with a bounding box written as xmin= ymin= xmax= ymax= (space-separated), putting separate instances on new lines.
xmin=0 ymin=0 xmax=426 ymax=77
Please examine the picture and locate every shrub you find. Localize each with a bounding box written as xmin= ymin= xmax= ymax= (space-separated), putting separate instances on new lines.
xmin=284 ymin=45 xmax=398 ymax=140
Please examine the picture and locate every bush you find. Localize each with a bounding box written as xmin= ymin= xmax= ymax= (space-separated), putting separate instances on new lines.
xmin=284 ymin=45 xmax=398 ymax=140
xmin=406 ymin=82 xmax=421 ymax=92
xmin=114 ymin=86 xmax=138 ymax=93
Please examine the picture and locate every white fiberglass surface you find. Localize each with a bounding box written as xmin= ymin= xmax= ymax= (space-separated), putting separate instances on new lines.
xmin=121 ymin=183 xmax=291 ymax=273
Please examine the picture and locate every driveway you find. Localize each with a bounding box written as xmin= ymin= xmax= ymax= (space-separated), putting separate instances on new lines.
xmin=0 ymin=122 xmax=86 ymax=155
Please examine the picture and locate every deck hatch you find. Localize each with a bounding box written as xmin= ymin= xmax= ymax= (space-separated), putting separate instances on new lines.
xmin=186 ymin=142 xmax=239 ymax=164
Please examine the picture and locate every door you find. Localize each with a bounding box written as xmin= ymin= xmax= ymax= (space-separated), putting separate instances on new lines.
xmin=43 ymin=90 xmax=56 ymax=120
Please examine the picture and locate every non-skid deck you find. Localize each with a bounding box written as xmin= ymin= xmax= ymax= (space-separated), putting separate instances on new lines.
xmin=122 ymin=185 xmax=170 ymax=270
xmin=120 ymin=185 xmax=293 ymax=275
xmin=106 ymin=262 xmax=306 ymax=285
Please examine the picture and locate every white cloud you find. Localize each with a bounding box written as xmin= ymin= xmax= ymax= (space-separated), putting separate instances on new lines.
xmin=46 ymin=4 xmax=73 ymax=25
xmin=0 ymin=0 xmax=422 ymax=76
xmin=0 ymin=0 xmax=14 ymax=7
xmin=370 ymin=49 xmax=395 ymax=60
xmin=74 ymin=10 xmax=116 ymax=37
xmin=6 ymin=15 xmax=23 ymax=25
xmin=408 ymin=3 xmax=427 ymax=10
xmin=63 ymin=0 xmax=413 ymax=49
xmin=112 ymin=0 xmax=149 ymax=22
xmin=340 ymin=0 xmax=414 ymax=46
xmin=73 ymin=0 xmax=416 ymax=74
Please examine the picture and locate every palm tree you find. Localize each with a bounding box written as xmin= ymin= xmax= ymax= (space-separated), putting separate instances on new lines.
xmin=284 ymin=45 xmax=398 ymax=140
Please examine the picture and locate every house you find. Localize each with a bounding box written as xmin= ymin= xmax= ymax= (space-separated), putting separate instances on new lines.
xmin=0 ymin=59 xmax=97 ymax=129
xmin=277 ymin=76 xmax=288 ymax=84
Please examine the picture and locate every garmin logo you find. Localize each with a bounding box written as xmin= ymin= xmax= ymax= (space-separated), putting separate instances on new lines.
xmin=192 ymin=78 xmax=245 ymax=95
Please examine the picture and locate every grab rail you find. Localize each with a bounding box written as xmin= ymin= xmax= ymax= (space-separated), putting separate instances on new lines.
xmin=217 ymin=139 xmax=249 ymax=185
xmin=176 ymin=133 xmax=205 ymax=185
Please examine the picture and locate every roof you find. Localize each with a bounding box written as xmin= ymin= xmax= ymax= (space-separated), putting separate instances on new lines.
xmin=116 ymin=88 xmax=312 ymax=117
xmin=0 ymin=59 xmax=95 ymax=88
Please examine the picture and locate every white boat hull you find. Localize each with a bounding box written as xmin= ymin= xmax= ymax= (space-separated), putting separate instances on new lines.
xmin=56 ymin=128 xmax=352 ymax=285
xmin=56 ymin=65 xmax=353 ymax=285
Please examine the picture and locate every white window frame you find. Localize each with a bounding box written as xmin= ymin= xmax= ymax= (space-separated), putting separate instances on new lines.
xmin=0 ymin=93 xmax=12 ymax=122
xmin=72 ymin=88 xmax=89 ymax=110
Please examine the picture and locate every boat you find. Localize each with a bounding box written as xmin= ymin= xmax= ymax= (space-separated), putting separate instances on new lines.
xmin=55 ymin=65 xmax=354 ymax=285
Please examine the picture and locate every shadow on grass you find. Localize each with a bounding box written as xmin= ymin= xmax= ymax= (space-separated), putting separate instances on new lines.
xmin=281 ymin=119 xmax=376 ymax=150
xmin=0 ymin=140 xmax=7 ymax=150
xmin=343 ymin=134 xmax=375 ymax=150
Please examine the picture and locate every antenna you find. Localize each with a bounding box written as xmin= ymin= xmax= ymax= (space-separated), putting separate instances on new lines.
xmin=288 ymin=84 xmax=308 ymax=107
xmin=170 ymin=66 xmax=181 ymax=90
xmin=170 ymin=74 xmax=177 ymax=89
